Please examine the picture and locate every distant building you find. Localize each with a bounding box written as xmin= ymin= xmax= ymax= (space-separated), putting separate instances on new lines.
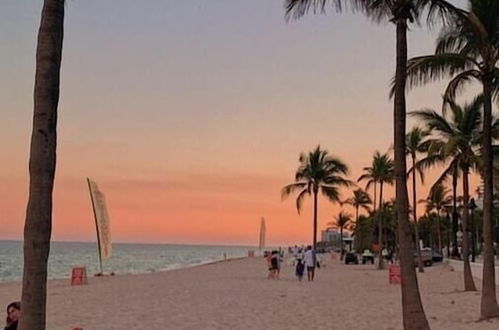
xmin=321 ymin=228 xmax=352 ymax=243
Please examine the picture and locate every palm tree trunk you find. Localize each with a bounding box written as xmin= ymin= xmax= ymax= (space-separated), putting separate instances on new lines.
xmin=436 ymin=208 xmax=442 ymax=254
xmin=446 ymin=213 xmax=451 ymax=257
xmin=452 ymin=166 xmax=459 ymax=257
xmin=373 ymin=181 xmax=377 ymax=213
xmin=356 ymin=205 xmax=359 ymax=225
xmin=413 ymin=155 xmax=424 ymax=273
xmin=355 ymin=205 xmax=359 ymax=252
xmin=462 ymin=167 xmax=476 ymax=291
xmin=313 ymin=189 xmax=318 ymax=250
xmin=19 ymin=1 xmax=65 ymax=329
xmin=480 ymin=76 xmax=499 ymax=318
xmin=340 ymin=226 xmax=344 ymax=261
xmin=393 ymin=17 xmax=429 ymax=330
xmin=378 ymin=182 xmax=384 ymax=270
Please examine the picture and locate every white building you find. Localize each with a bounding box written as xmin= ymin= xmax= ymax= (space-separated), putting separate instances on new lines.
xmin=321 ymin=228 xmax=341 ymax=242
xmin=321 ymin=228 xmax=352 ymax=243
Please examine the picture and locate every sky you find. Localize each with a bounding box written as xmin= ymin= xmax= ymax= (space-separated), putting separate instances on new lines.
xmin=0 ymin=0 xmax=479 ymax=246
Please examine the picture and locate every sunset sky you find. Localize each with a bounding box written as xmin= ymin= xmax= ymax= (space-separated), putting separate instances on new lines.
xmin=0 ymin=0 xmax=479 ymax=246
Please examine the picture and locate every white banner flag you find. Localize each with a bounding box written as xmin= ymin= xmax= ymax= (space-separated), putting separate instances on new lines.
xmin=87 ymin=178 xmax=112 ymax=260
xmin=259 ymin=217 xmax=266 ymax=251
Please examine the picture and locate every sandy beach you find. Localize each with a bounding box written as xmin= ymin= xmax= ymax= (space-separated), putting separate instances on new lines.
xmin=1 ymin=256 xmax=499 ymax=330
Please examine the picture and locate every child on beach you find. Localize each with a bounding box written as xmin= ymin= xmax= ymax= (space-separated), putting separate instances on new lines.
xmin=295 ymin=258 xmax=304 ymax=281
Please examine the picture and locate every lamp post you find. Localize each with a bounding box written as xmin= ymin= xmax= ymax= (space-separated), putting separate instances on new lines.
xmin=469 ymin=198 xmax=477 ymax=262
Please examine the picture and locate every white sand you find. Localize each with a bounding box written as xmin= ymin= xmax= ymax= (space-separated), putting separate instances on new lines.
xmin=1 ymin=256 xmax=499 ymax=329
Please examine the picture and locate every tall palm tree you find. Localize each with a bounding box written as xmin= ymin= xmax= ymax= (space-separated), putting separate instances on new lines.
xmin=285 ymin=1 xmax=459 ymax=327
xmin=342 ymin=188 xmax=372 ymax=226
xmin=421 ymin=184 xmax=452 ymax=253
xmin=282 ymin=145 xmax=351 ymax=249
xmin=406 ymin=127 xmax=430 ymax=273
xmin=406 ymin=0 xmax=499 ymax=316
xmin=359 ymin=151 xmax=394 ymax=269
xmin=410 ymin=96 xmax=489 ymax=292
xmin=19 ymin=1 xmax=65 ymax=329
xmin=328 ymin=211 xmax=353 ymax=260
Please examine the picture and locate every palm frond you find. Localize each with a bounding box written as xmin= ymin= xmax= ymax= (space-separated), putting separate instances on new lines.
xmin=284 ymin=0 xmax=343 ymax=21
xmin=430 ymin=159 xmax=458 ymax=193
xmin=321 ymin=186 xmax=341 ymax=203
xmin=406 ymin=54 xmax=476 ymax=90
xmin=442 ymin=70 xmax=481 ymax=103
xmin=281 ymin=182 xmax=307 ymax=200
xmin=295 ymin=188 xmax=310 ymax=214
xmin=421 ymin=0 xmax=467 ymax=27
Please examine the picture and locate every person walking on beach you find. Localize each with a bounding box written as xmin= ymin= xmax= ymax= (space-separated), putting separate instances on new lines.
xmin=266 ymin=251 xmax=274 ymax=279
xmin=295 ymin=257 xmax=305 ymax=281
xmin=271 ymin=250 xmax=280 ymax=279
xmin=266 ymin=250 xmax=279 ymax=279
xmin=304 ymin=246 xmax=316 ymax=281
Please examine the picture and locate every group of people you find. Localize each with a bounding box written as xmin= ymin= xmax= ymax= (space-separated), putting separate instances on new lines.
xmin=293 ymin=246 xmax=319 ymax=281
xmin=265 ymin=245 xmax=319 ymax=282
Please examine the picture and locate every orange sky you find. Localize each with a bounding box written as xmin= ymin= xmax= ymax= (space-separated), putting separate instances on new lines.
xmin=0 ymin=0 xmax=481 ymax=246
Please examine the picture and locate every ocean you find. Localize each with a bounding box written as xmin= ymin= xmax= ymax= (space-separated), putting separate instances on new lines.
xmin=0 ymin=240 xmax=254 ymax=283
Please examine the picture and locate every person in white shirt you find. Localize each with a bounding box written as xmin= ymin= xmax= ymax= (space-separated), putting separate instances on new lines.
xmin=303 ymin=245 xmax=316 ymax=281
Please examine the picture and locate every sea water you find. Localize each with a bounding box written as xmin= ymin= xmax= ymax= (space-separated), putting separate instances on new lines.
xmin=0 ymin=240 xmax=253 ymax=283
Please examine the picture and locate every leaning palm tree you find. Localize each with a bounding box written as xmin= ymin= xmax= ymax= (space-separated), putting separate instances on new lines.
xmin=282 ymin=145 xmax=351 ymax=249
xmin=328 ymin=211 xmax=353 ymax=260
xmin=406 ymin=0 xmax=499 ymax=316
xmin=421 ymin=184 xmax=452 ymax=254
xmin=19 ymin=1 xmax=65 ymax=329
xmin=359 ymin=151 xmax=394 ymax=269
xmin=342 ymin=188 xmax=372 ymax=225
xmin=410 ymin=96 xmax=491 ymax=292
xmin=406 ymin=127 xmax=430 ymax=273
xmin=285 ymin=1 xmax=460 ymax=327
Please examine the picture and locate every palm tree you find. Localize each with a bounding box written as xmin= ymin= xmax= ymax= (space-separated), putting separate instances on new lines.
xmin=379 ymin=199 xmax=398 ymax=252
xmin=328 ymin=211 xmax=353 ymax=260
xmin=406 ymin=127 xmax=430 ymax=273
xmin=406 ymin=0 xmax=499 ymax=316
xmin=285 ymin=1 xmax=459 ymax=327
xmin=342 ymin=188 xmax=372 ymax=226
xmin=421 ymin=184 xmax=452 ymax=253
xmin=359 ymin=151 xmax=394 ymax=269
xmin=282 ymin=145 xmax=351 ymax=249
xmin=410 ymin=96 xmax=489 ymax=292
xmin=19 ymin=1 xmax=65 ymax=329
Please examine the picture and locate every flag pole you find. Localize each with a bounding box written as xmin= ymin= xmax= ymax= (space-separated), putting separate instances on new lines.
xmin=259 ymin=217 xmax=266 ymax=255
xmin=87 ymin=178 xmax=103 ymax=274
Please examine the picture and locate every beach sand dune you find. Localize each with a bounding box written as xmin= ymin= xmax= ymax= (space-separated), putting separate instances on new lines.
xmin=1 ymin=257 xmax=498 ymax=329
